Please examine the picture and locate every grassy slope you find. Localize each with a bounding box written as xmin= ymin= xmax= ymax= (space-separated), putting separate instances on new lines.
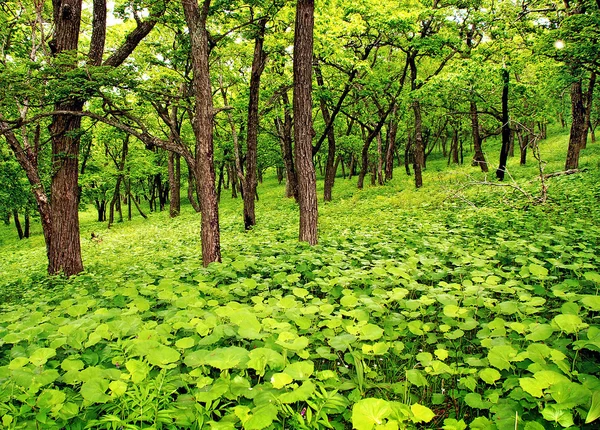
xmin=0 ymin=131 xmax=599 ymax=429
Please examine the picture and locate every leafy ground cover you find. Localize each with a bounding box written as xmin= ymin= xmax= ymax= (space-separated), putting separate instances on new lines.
xmin=1 ymin=134 xmax=600 ymax=429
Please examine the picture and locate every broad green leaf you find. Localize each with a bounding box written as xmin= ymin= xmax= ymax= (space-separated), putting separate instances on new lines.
xmin=247 ymin=348 xmax=284 ymax=376
xmin=442 ymin=418 xmax=467 ymax=430
xmin=487 ymin=345 xmax=517 ymax=371
xmin=359 ymin=323 xmax=384 ymax=340
xmin=204 ymin=346 xmax=248 ymax=370
xmin=80 ymin=378 xmax=110 ymax=403
xmin=526 ymin=324 xmax=553 ymax=341
xmin=479 ymin=368 xmax=501 ymax=384
xmin=406 ymin=369 xmax=428 ymax=387
xmin=553 ymin=314 xmax=588 ymax=334
xmin=584 ymin=272 xmax=600 ymax=284
xmin=37 ymin=389 xmax=66 ymax=409
xmin=585 ymin=391 xmax=600 ymax=424
xmin=519 ymin=377 xmax=549 ymax=398
xmin=410 ymin=403 xmax=435 ymax=423
xmin=541 ymin=405 xmax=574 ymax=427
xmin=270 ymin=372 xmax=293 ymax=389
xmin=529 ymin=264 xmax=548 ymax=277
xmin=352 ymin=398 xmax=392 ymax=430
xmin=284 ymin=360 xmax=314 ymax=380
xmin=109 ymin=380 xmax=128 ymax=397
xmin=549 ymin=382 xmax=591 ymax=408
xmin=244 ymin=403 xmax=279 ymax=430
xmin=29 ymin=348 xmax=56 ymax=366
xmin=464 ymin=393 xmax=490 ymax=409
xmin=278 ymin=380 xmax=315 ymax=403
xmin=126 ymin=359 xmax=149 ymax=384
xmin=581 ymin=295 xmax=600 ymax=311
xmin=328 ymin=333 xmax=357 ymax=351
xmin=175 ymin=337 xmax=196 ymax=349
xmin=9 ymin=357 xmax=29 ymax=369
xmin=470 ymin=416 xmax=495 ymax=429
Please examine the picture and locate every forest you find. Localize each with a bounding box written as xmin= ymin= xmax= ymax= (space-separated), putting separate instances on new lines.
xmin=1 ymin=0 xmax=599 ymax=429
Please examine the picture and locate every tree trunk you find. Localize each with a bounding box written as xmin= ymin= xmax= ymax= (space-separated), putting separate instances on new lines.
xmin=385 ymin=105 xmax=398 ymax=181
xmin=583 ymin=71 xmax=596 ymax=149
xmin=293 ymin=0 xmax=318 ymax=245
xmin=12 ymin=209 xmax=24 ymax=240
xmin=243 ymin=17 xmax=267 ymax=230
xmin=47 ymin=0 xmax=85 ymax=276
xmin=565 ymin=79 xmax=586 ymax=170
xmin=496 ymin=68 xmax=511 ymax=181
xmin=376 ymin=132 xmax=384 ymax=185
xmin=316 ymin=58 xmax=338 ymax=202
xmin=275 ymin=90 xmax=298 ymax=200
xmin=168 ymin=152 xmax=181 ymax=217
xmin=470 ymin=101 xmax=488 ymax=172
xmin=412 ymin=100 xmax=425 ymax=188
xmin=24 ymin=208 xmax=30 ymax=238
xmin=182 ymin=0 xmax=221 ymax=266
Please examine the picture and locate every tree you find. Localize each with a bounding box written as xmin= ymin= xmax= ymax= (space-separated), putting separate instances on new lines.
xmin=293 ymin=0 xmax=318 ymax=245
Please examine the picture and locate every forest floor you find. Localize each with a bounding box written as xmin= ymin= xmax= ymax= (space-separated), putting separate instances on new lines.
xmin=1 ymin=131 xmax=600 ymax=429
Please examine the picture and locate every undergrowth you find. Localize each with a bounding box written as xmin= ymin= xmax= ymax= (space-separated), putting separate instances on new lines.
xmin=0 ymin=132 xmax=599 ymax=429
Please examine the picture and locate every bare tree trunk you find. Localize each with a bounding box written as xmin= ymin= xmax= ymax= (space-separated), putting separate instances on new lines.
xmin=24 ymin=209 xmax=30 ymax=238
xmin=294 ymin=0 xmax=318 ymax=245
xmin=243 ymin=16 xmax=267 ymax=229
xmin=470 ymin=101 xmax=488 ymax=172
xmin=385 ymin=105 xmax=398 ymax=181
xmin=496 ymin=68 xmax=511 ymax=181
xmin=275 ymin=90 xmax=298 ymax=200
xmin=168 ymin=152 xmax=181 ymax=217
xmin=12 ymin=209 xmax=24 ymax=240
xmin=182 ymin=0 xmax=221 ymax=266
xmin=376 ymin=132 xmax=384 ymax=185
xmin=566 ymin=79 xmax=586 ymax=170
xmin=315 ymin=61 xmax=337 ymax=202
xmin=583 ymin=71 xmax=596 ymax=149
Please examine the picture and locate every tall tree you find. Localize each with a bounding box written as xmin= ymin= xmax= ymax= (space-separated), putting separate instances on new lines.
xmin=181 ymin=0 xmax=221 ymax=265
xmin=293 ymin=0 xmax=318 ymax=245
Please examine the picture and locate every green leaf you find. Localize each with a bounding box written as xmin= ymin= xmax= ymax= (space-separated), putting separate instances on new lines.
xmin=244 ymin=403 xmax=279 ymax=430
xmin=284 ymin=360 xmax=314 ymax=380
xmin=549 ymin=382 xmax=591 ymax=408
xmin=247 ymin=348 xmax=284 ymax=376
xmin=175 ymin=337 xmax=196 ymax=349
xmin=352 ymin=398 xmax=392 ymax=430
xmin=146 ymin=343 xmax=180 ymax=367
xmin=487 ymin=345 xmax=517 ymax=371
xmin=109 ymin=380 xmax=128 ymax=397
xmin=204 ymin=346 xmax=248 ymax=370
xmin=464 ymin=393 xmax=490 ymax=409
xmin=584 ymin=272 xmax=600 ymax=284
xmin=553 ymin=314 xmax=588 ymax=334
xmin=80 ymin=378 xmax=110 ymax=403
xmin=406 ymin=369 xmax=428 ymax=387
xmin=526 ymin=324 xmax=554 ymax=341
xmin=359 ymin=323 xmax=384 ymax=340
xmin=529 ymin=264 xmax=548 ymax=277
xmin=541 ymin=405 xmax=574 ymax=427
xmin=519 ymin=377 xmax=549 ymax=398
xmin=581 ymin=295 xmax=600 ymax=311
xmin=585 ymin=391 xmax=600 ymax=424
xmin=270 ymin=372 xmax=293 ymax=389
xmin=126 ymin=359 xmax=149 ymax=384
xmin=442 ymin=418 xmax=467 ymax=430
xmin=479 ymin=368 xmax=501 ymax=384
xmin=8 ymin=357 xmax=29 ymax=369
xmin=29 ymin=348 xmax=56 ymax=366
xmin=278 ymin=380 xmax=315 ymax=403
xmin=37 ymin=389 xmax=66 ymax=409
xmin=410 ymin=403 xmax=435 ymax=423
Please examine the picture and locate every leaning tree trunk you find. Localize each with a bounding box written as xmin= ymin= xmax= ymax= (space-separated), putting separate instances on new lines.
xmin=565 ymin=79 xmax=586 ymax=170
xmin=293 ymin=0 xmax=318 ymax=245
xmin=412 ymin=100 xmax=425 ymax=188
xmin=385 ymin=105 xmax=398 ymax=181
xmin=470 ymin=101 xmax=488 ymax=172
xmin=582 ymin=71 xmax=596 ymax=149
xmin=182 ymin=0 xmax=221 ymax=266
xmin=496 ymin=68 xmax=511 ymax=181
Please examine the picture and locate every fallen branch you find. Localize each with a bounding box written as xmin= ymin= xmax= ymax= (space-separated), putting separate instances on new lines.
xmin=543 ymin=168 xmax=588 ymax=179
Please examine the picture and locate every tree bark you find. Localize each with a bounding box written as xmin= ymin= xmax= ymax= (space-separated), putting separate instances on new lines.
xmin=243 ymin=17 xmax=267 ymax=229
xmin=315 ymin=60 xmax=337 ymax=202
xmin=583 ymin=71 xmax=596 ymax=149
xmin=47 ymin=0 xmax=84 ymax=276
xmin=496 ymin=68 xmax=511 ymax=181
xmin=275 ymin=90 xmax=298 ymax=200
xmin=168 ymin=152 xmax=181 ymax=217
xmin=566 ymin=79 xmax=586 ymax=170
xmin=470 ymin=101 xmax=488 ymax=172
xmin=12 ymin=209 xmax=24 ymax=240
xmin=293 ymin=0 xmax=318 ymax=245
xmin=182 ymin=0 xmax=221 ymax=265
xmin=385 ymin=105 xmax=398 ymax=181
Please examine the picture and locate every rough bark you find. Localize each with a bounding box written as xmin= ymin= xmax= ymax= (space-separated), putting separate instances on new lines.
xmin=13 ymin=209 xmax=24 ymax=240
xmin=293 ymin=0 xmax=318 ymax=245
xmin=168 ymin=152 xmax=181 ymax=217
xmin=565 ymin=79 xmax=586 ymax=170
xmin=470 ymin=101 xmax=488 ymax=172
xmin=275 ymin=90 xmax=298 ymax=200
xmin=412 ymin=99 xmax=425 ymax=188
xmin=385 ymin=105 xmax=398 ymax=181
xmin=243 ymin=17 xmax=267 ymax=229
xmin=182 ymin=0 xmax=221 ymax=265
xmin=582 ymin=71 xmax=596 ymax=149
xmin=496 ymin=68 xmax=511 ymax=181
xmin=315 ymin=60 xmax=337 ymax=202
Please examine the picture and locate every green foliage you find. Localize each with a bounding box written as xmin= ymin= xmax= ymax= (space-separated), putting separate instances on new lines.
xmin=1 ymin=133 xmax=600 ymax=429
